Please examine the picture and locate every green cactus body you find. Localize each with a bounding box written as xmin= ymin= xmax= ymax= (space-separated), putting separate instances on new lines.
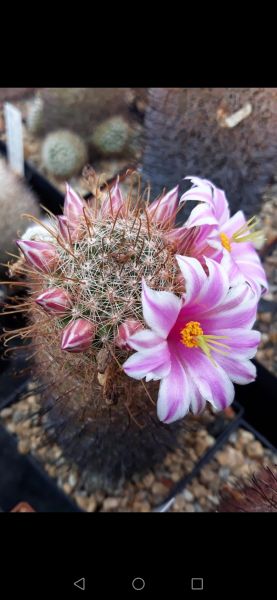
xmin=41 ymin=130 xmax=88 ymax=179
xmin=90 ymin=116 xmax=130 ymax=157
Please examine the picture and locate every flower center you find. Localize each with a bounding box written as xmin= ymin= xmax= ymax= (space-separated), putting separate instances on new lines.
xmin=180 ymin=320 xmax=230 ymax=364
xmin=231 ymin=216 xmax=264 ymax=245
xmin=180 ymin=321 xmax=203 ymax=347
xmin=220 ymin=232 xmax=231 ymax=252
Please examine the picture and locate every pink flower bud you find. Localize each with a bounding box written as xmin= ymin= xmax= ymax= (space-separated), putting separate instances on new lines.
xmin=36 ymin=287 xmax=72 ymax=315
xmin=57 ymin=215 xmax=79 ymax=243
xmin=115 ymin=319 xmax=144 ymax=349
xmin=16 ymin=240 xmax=58 ymax=272
xmin=61 ymin=318 xmax=95 ymax=353
xmin=64 ymin=183 xmax=84 ymax=224
xmin=100 ymin=178 xmax=125 ymax=218
xmin=147 ymin=185 xmax=179 ymax=226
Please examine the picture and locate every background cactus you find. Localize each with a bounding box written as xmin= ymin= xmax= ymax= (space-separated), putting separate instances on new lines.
xmin=41 ymin=130 xmax=88 ymax=179
xmin=26 ymin=97 xmax=45 ymax=136
xmin=90 ymin=116 xmax=131 ymax=157
xmin=90 ymin=117 xmax=144 ymax=160
xmin=0 ymin=158 xmax=40 ymax=275
xmin=7 ymin=177 xmax=184 ymax=490
xmin=142 ymin=88 xmax=277 ymax=216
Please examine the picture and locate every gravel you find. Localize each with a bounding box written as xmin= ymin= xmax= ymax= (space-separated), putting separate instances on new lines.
xmin=0 ymin=383 xmax=237 ymax=512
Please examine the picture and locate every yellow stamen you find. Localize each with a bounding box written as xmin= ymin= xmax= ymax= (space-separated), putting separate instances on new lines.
xmin=180 ymin=321 xmax=203 ymax=347
xmin=220 ymin=232 xmax=231 ymax=252
xmin=180 ymin=321 xmax=230 ymax=365
xmin=231 ymin=215 xmax=264 ymax=245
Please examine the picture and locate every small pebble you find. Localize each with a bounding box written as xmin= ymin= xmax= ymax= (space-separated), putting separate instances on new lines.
xmin=246 ymin=441 xmax=264 ymax=458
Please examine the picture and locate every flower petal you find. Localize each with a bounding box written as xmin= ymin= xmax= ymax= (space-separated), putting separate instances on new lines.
xmin=185 ymin=203 xmax=218 ymax=228
xmin=215 ymin=356 xmax=257 ymax=384
xmin=157 ymin=355 xmax=190 ymax=423
xmin=183 ymin=348 xmax=235 ymax=411
xmin=202 ymin=283 xmax=258 ymax=330
xmin=175 ymin=255 xmax=207 ymax=304
xmin=141 ymin=278 xmax=182 ymax=337
xmin=122 ymin=342 xmax=171 ymax=380
xmin=148 ymin=185 xmax=179 ymax=225
xmin=127 ymin=329 xmax=165 ymax=351
xmin=211 ymin=328 xmax=261 ymax=359
xmin=196 ymin=258 xmax=230 ymax=310
xmin=64 ymin=183 xmax=84 ymax=223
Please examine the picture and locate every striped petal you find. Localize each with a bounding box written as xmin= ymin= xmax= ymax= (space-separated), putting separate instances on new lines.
xmin=16 ymin=240 xmax=58 ymax=272
xmin=36 ymin=287 xmax=71 ymax=314
xmin=61 ymin=318 xmax=95 ymax=352
xmin=122 ymin=342 xmax=171 ymax=380
xmin=176 ymin=255 xmax=207 ymax=305
xmin=141 ymin=278 xmax=182 ymax=337
xmin=157 ymin=354 xmax=190 ymax=423
xmin=64 ymin=183 xmax=84 ymax=224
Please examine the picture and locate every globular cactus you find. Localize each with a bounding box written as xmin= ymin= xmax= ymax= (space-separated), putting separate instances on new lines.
xmin=8 ymin=176 xmax=183 ymax=489
xmin=0 ymin=158 xmax=40 ymax=275
xmin=41 ymin=130 xmax=88 ymax=179
xmin=26 ymin=97 xmax=45 ymax=136
xmin=90 ymin=117 xmax=143 ymax=159
xmin=90 ymin=116 xmax=130 ymax=157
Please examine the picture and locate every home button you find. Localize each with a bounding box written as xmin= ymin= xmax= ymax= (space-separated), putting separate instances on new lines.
xmin=132 ymin=577 xmax=146 ymax=591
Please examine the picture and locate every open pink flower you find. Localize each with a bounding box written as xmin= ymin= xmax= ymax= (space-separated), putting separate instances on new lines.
xmin=181 ymin=176 xmax=268 ymax=295
xmin=123 ymin=256 xmax=260 ymax=424
xmin=16 ymin=240 xmax=58 ymax=272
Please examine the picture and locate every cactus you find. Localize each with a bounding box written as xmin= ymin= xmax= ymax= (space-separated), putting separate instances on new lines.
xmin=90 ymin=116 xmax=130 ymax=157
xmin=217 ymin=466 xmax=277 ymax=512
xmin=142 ymin=88 xmax=277 ymax=215
xmin=41 ymin=130 xmax=88 ymax=179
xmin=39 ymin=88 xmax=134 ymax=137
xmin=0 ymin=158 xmax=40 ymax=275
xmin=7 ymin=176 xmax=183 ymax=490
xmin=26 ymin=97 xmax=45 ymax=136
xmin=90 ymin=117 xmax=144 ymax=159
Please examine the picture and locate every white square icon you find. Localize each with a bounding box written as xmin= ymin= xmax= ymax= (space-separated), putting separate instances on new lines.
xmin=191 ymin=578 xmax=204 ymax=590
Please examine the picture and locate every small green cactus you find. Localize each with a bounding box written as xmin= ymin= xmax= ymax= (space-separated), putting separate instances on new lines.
xmin=0 ymin=158 xmax=40 ymax=274
xmin=41 ymin=130 xmax=88 ymax=179
xmin=26 ymin=97 xmax=45 ymax=136
xmin=90 ymin=116 xmax=130 ymax=157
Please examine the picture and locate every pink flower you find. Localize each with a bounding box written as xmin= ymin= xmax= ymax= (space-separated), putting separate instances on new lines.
xmin=123 ymin=256 xmax=260 ymax=424
xmin=181 ymin=177 xmax=268 ymax=295
xmin=57 ymin=215 xmax=79 ymax=244
xmin=36 ymin=287 xmax=72 ymax=315
xmin=147 ymin=185 xmax=179 ymax=227
xmin=16 ymin=240 xmax=58 ymax=272
xmin=61 ymin=318 xmax=95 ymax=353
xmin=115 ymin=319 xmax=144 ymax=349
xmin=100 ymin=178 xmax=126 ymax=218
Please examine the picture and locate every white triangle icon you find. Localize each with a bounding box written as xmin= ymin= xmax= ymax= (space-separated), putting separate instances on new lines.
xmin=74 ymin=578 xmax=86 ymax=591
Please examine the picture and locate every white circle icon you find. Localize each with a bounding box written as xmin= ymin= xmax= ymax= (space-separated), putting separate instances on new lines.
xmin=132 ymin=577 xmax=146 ymax=591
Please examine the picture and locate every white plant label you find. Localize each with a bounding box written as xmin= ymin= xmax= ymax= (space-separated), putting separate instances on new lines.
xmin=4 ymin=102 xmax=24 ymax=175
